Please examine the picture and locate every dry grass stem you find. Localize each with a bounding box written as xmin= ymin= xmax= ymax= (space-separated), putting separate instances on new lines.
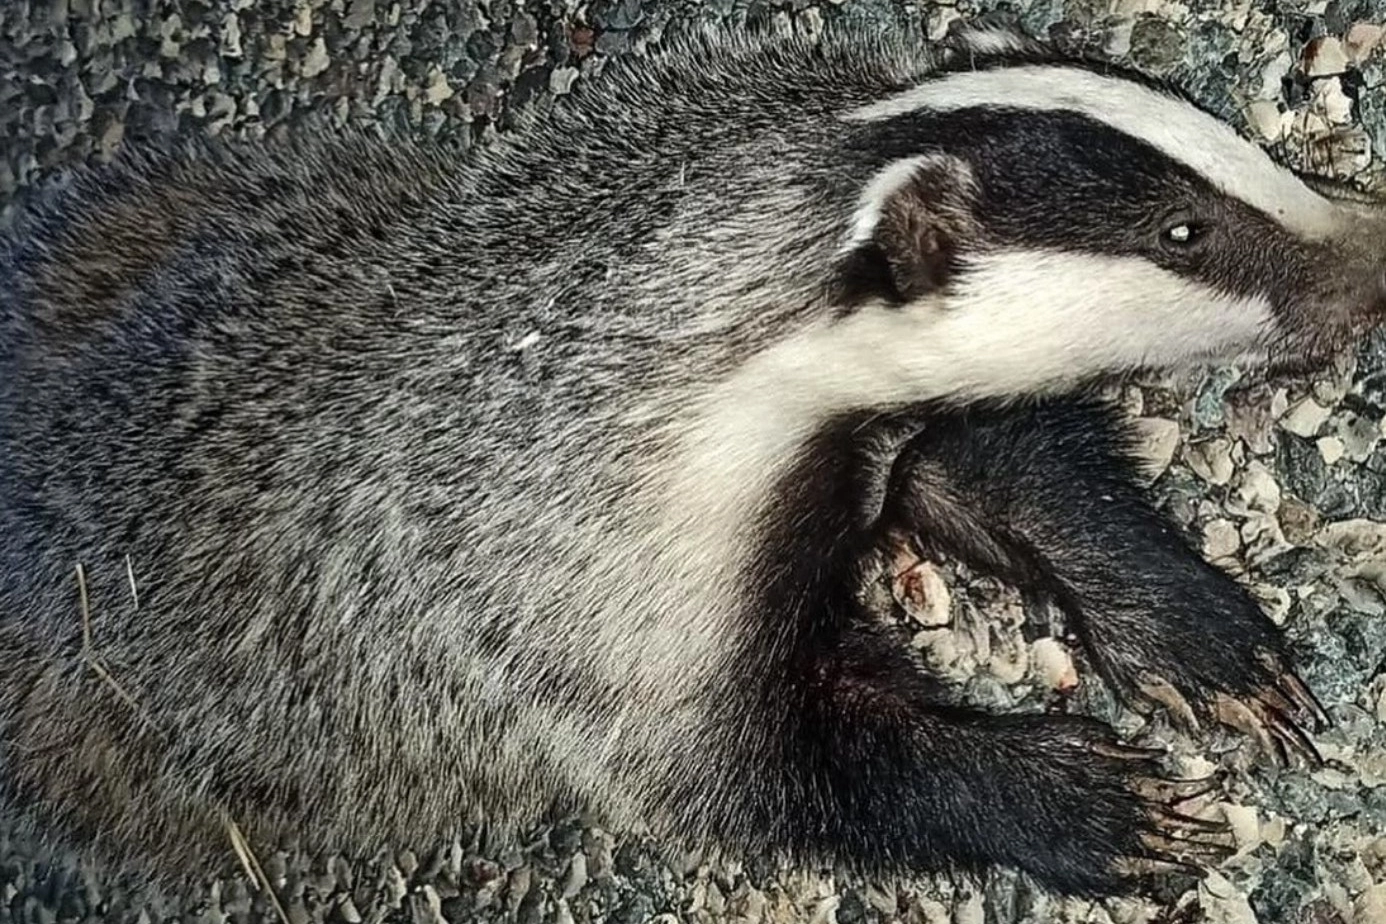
xmin=75 ymin=563 xmax=158 ymax=732
xmin=76 ymin=563 xmax=286 ymax=922
xmin=223 ymin=813 xmax=292 ymax=924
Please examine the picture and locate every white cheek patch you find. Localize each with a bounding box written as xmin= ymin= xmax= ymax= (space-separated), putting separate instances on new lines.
xmin=924 ymin=250 xmax=1275 ymax=394
xmin=843 ymin=65 xmax=1342 ymax=240
xmin=699 ymin=249 xmax=1273 ymax=422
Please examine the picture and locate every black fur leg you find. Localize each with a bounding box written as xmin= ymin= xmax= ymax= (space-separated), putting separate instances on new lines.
xmin=875 ymin=395 xmax=1326 ymax=759
xmin=728 ymin=412 xmax=1231 ymax=898
xmin=778 ymin=624 xmax=1232 ymax=896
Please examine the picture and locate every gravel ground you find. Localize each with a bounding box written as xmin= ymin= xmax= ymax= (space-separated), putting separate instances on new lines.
xmin=6 ymin=1 xmax=1386 ymax=922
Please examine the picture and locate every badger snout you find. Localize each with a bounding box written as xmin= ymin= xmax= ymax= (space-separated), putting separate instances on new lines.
xmin=1269 ymin=218 xmax=1386 ymax=369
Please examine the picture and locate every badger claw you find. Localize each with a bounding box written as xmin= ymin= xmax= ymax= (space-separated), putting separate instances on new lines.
xmin=1113 ymin=855 xmax=1207 ymax=881
xmin=1092 ymin=740 xmax=1168 ymax=762
xmin=1103 ymin=771 xmax=1234 ymax=887
xmin=1124 ymin=652 xmax=1323 ymax=769
xmin=1215 ymin=687 xmax=1323 ymax=769
xmin=1135 ymin=674 xmax=1201 ymax=733
xmin=1263 ymin=652 xmax=1332 ymax=731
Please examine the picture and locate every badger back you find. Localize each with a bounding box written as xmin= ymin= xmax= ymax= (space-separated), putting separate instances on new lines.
xmin=0 ymin=20 xmax=1381 ymax=885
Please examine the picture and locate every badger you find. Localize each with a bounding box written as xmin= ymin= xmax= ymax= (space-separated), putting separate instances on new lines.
xmin=0 ymin=17 xmax=1377 ymax=900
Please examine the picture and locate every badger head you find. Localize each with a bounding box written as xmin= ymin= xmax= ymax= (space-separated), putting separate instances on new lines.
xmin=822 ymin=22 xmax=1386 ymax=402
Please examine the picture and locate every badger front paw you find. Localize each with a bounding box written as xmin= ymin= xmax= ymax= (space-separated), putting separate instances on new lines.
xmin=1076 ymin=582 xmax=1329 ymax=766
xmin=962 ymin=714 xmax=1236 ymax=896
xmin=1134 ymin=648 xmax=1327 ymax=767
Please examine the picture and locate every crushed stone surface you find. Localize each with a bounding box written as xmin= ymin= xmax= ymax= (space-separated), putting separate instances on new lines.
xmin=5 ymin=0 xmax=1386 ymax=922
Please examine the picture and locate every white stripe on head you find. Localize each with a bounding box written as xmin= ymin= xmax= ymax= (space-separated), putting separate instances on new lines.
xmin=844 ymin=65 xmax=1340 ymax=239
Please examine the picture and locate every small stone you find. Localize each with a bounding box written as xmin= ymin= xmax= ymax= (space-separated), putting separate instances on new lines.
xmin=1346 ymin=23 xmax=1385 ymax=64
xmin=1220 ymin=803 xmax=1261 ymax=853
xmin=549 ymin=66 xmax=579 ymax=95
xmin=424 ymin=68 xmax=453 ymax=104
xmin=1245 ymin=99 xmax=1284 ymax=141
xmin=220 ymin=12 xmax=243 ymax=57
xmin=1250 ymin=583 xmax=1292 ymax=625
xmin=1279 ymin=397 xmax=1331 ymax=437
xmin=1204 ymin=519 xmax=1241 ymax=561
xmin=1314 ymin=79 xmax=1355 ymax=125
xmin=927 ymin=7 xmax=963 ymax=41
xmin=301 ymin=37 xmax=330 ymax=78
xmin=561 ymin=852 xmax=586 ymax=899
xmin=1193 ymin=366 xmax=1243 ymax=430
xmin=1304 ymin=36 xmax=1350 ymax=76
xmin=1316 ymin=518 xmax=1386 ymax=559
xmin=893 ymin=557 xmax=952 ymax=628
xmin=1318 ymin=435 xmax=1345 ymax=464
xmin=345 ymin=0 xmax=375 ymax=30
xmin=1186 ymin=438 xmax=1235 ymax=485
xmin=1232 ymin=462 xmax=1281 ymax=515
xmin=1241 ymin=513 xmax=1290 ymax=564
xmin=1198 ymin=871 xmax=1257 ymax=924
xmin=1313 ymin=357 xmax=1355 ymax=406
xmin=987 ymin=634 xmax=1028 ymax=685
xmin=1129 ymin=17 xmax=1186 ymax=71
xmin=294 ymin=4 xmax=314 ymax=35
xmin=1271 ymin=388 xmax=1289 ymax=418
xmin=1259 ymin=50 xmax=1294 ymax=99
xmin=1031 ymin=637 xmax=1078 ymax=692
xmin=159 ymin=17 xmax=184 ymax=57
xmin=1355 ymin=884 xmax=1386 ymax=923
xmin=1332 ymin=412 xmax=1380 ymax=461
xmin=913 ymin=627 xmax=975 ymax=684
xmin=1131 ymin=417 xmax=1180 ymax=480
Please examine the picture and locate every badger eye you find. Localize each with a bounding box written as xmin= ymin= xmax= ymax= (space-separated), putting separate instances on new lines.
xmin=1159 ymin=219 xmax=1206 ymax=249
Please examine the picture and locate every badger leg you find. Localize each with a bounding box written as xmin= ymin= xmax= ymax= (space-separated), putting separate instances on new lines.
xmin=873 ymin=395 xmax=1327 ymax=760
xmin=737 ymin=413 xmax=1231 ymax=897
xmin=780 ymin=620 xmax=1234 ymax=896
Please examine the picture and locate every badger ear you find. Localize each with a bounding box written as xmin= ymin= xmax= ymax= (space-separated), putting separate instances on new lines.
xmin=835 ymin=154 xmax=979 ymax=306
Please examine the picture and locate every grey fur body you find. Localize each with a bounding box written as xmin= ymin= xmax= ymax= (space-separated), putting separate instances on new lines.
xmin=0 ymin=30 xmax=932 ymax=872
xmin=1 ymin=21 xmax=1382 ymax=896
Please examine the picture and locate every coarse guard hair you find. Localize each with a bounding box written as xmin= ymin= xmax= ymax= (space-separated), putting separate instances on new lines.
xmin=0 ymin=16 xmax=1380 ymax=900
